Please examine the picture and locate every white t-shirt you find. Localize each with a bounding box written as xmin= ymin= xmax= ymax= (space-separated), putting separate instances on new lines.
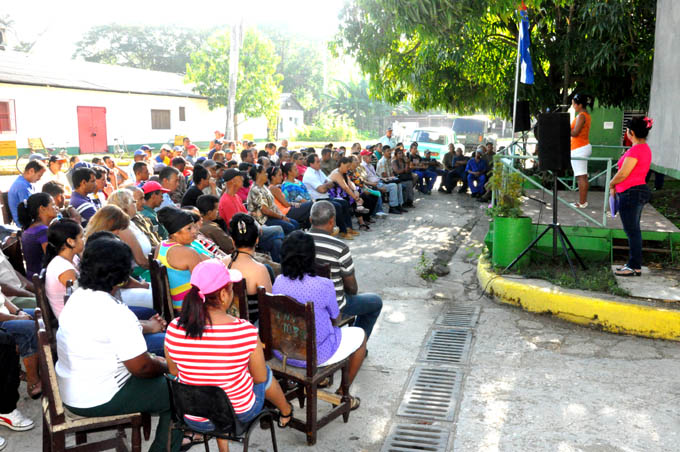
xmin=302 ymin=168 xmax=330 ymax=201
xmin=55 ymin=288 xmax=147 ymax=408
xmin=128 ymin=222 xmax=152 ymax=259
xmin=45 ymin=255 xmax=79 ymax=319
xmin=0 ymin=252 xmax=23 ymax=301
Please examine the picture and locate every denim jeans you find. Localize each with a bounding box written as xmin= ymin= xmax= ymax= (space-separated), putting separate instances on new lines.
xmin=0 ymin=308 xmax=36 ymax=357
xmin=325 ymin=198 xmax=353 ymax=233
xmin=265 ymin=217 xmax=299 ymax=235
xmin=618 ymin=184 xmax=651 ymax=270
xmin=378 ymin=181 xmax=403 ymax=206
xmin=259 ymin=225 xmax=284 ymax=262
xmin=414 ymin=170 xmax=437 ymax=193
xmin=399 ymin=180 xmax=414 ymax=203
xmin=341 ymin=293 xmax=383 ymax=339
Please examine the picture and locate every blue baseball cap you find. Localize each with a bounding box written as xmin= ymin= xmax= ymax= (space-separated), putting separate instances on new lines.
xmin=140 ymin=145 xmax=153 ymax=151
xmin=134 ymin=149 xmax=146 ymax=157
xmin=73 ymin=162 xmax=92 ymax=169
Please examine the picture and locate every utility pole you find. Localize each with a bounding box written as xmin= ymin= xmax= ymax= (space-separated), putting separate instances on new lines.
xmin=225 ymin=17 xmax=243 ymax=141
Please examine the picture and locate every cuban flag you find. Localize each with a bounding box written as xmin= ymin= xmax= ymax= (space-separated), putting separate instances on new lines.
xmin=519 ymin=10 xmax=534 ymax=84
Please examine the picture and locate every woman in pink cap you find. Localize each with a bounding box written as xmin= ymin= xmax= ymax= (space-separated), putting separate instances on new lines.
xmin=164 ymin=259 xmax=292 ymax=450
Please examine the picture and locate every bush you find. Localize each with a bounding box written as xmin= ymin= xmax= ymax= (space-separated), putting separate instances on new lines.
xmin=292 ymin=116 xmax=360 ymax=141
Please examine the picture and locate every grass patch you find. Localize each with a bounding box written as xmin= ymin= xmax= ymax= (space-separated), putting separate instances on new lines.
xmin=497 ymin=257 xmax=630 ymax=297
xmin=415 ymin=251 xmax=438 ymax=282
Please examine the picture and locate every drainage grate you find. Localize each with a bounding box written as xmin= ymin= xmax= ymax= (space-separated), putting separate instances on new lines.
xmin=397 ymin=367 xmax=462 ymax=421
xmin=435 ymin=306 xmax=480 ymax=328
xmin=420 ymin=328 xmax=472 ymax=365
xmin=381 ymin=423 xmax=450 ymax=452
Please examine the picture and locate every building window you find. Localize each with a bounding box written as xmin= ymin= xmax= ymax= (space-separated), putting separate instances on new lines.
xmin=151 ymin=109 xmax=171 ymax=130
xmin=0 ymin=100 xmax=16 ymax=133
xmin=179 ymin=106 xmax=186 ymax=122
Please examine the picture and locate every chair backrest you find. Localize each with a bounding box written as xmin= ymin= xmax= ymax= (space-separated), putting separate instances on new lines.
xmin=2 ymin=233 xmax=27 ymax=275
xmin=35 ymin=308 xmax=67 ymax=427
xmin=32 ymin=273 xmax=58 ymax=347
xmin=148 ymin=252 xmax=174 ymax=323
xmin=0 ymin=192 xmax=12 ymax=225
xmin=64 ymin=280 xmax=73 ymax=304
xmin=231 ymin=279 xmax=250 ymax=321
xmin=315 ymin=263 xmax=331 ymax=279
xmin=165 ymin=375 xmax=246 ymax=436
xmin=257 ymin=286 xmax=317 ymax=378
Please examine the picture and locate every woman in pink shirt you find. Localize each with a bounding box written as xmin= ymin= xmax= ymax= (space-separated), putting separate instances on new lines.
xmin=608 ymin=116 xmax=653 ymax=276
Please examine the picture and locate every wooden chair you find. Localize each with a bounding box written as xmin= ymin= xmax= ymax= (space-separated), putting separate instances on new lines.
xmin=229 ymin=279 xmax=251 ymax=321
xmin=0 ymin=191 xmax=13 ymax=225
xmin=32 ymin=273 xmax=59 ymax=352
xmin=147 ymin=252 xmax=174 ymax=323
xmin=35 ymin=308 xmax=151 ymax=452
xmin=2 ymin=233 xmax=27 ymax=276
xmin=257 ymin=287 xmax=353 ymax=445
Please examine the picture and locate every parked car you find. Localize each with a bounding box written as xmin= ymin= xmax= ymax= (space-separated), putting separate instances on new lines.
xmin=411 ymin=127 xmax=456 ymax=161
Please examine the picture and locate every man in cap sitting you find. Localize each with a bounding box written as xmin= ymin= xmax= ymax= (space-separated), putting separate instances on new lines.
xmin=155 ymin=144 xmax=172 ymax=165
xmin=140 ymin=181 xmax=170 ymax=239
xmin=35 ymin=155 xmax=70 ymax=196
xmin=465 ymin=149 xmax=488 ymax=198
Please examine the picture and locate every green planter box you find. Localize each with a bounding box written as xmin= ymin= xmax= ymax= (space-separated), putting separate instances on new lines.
xmin=492 ymin=216 xmax=533 ymax=269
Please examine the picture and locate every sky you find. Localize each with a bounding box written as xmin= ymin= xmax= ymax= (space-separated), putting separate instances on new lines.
xmin=3 ymin=0 xmax=347 ymax=59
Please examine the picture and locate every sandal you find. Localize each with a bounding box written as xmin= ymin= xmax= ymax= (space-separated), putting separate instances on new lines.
xmin=277 ymin=405 xmax=293 ymax=428
xmin=334 ymin=391 xmax=361 ymax=411
xmin=359 ymin=224 xmax=370 ymax=231
xmin=614 ymin=265 xmax=641 ymax=277
xmin=180 ymin=432 xmax=203 ymax=451
xmin=27 ymin=382 xmax=42 ymax=400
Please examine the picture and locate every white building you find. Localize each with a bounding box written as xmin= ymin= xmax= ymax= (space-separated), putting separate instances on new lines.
xmin=239 ymin=93 xmax=304 ymax=141
xmin=0 ymin=51 xmax=226 ymax=155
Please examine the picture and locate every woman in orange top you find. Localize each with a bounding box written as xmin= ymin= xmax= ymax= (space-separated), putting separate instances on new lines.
xmin=570 ymin=93 xmax=592 ymax=208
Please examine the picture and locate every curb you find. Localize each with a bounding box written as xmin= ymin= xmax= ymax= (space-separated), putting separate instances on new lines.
xmin=477 ymin=253 xmax=680 ymax=341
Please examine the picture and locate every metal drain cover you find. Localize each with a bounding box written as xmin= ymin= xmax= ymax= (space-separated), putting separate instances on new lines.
xmin=435 ymin=306 xmax=479 ymax=328
xmin=381 ymin=423 xmax=451 ymax=452
xmin=397 ymin=367 xmax=462 ymax=421
xmin=420 ymin=328 xmax=472 ymax=365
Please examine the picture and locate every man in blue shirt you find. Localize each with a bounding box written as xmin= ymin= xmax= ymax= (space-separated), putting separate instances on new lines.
xmin=69 ymin=167 xmax=98 ymax=226
xmin=378 ymin=127 xmax=397 ymax=149
xmin=465 ymin=150 xmax=488 ymax=197
xmin=8 ymin=159 xmax=46 ymax=225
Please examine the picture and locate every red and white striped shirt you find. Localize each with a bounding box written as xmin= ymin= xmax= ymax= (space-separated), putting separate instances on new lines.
xmin=164 ymin=318 xmax=259 ymax=414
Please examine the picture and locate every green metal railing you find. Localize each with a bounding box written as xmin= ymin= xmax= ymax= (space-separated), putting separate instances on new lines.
xmin=492 ymin=150 xmax=616 ymax=228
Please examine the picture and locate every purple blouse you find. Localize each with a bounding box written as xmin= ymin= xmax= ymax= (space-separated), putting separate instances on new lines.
xmin=271 ymin=274 xmax=341 ymax=367
xmin=22 ymin=224 xmax=48 ymax=278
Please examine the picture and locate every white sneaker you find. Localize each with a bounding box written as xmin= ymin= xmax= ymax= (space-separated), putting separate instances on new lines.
xmin=0 ymin=409 xmax=35 ymax=431
xmin=375 ymin=211 xmax=388 ymax=217
xmin=570 ymin=202 xmax=588 ymax=209
xmin=0 ymin=436 xmax=6 ymax=451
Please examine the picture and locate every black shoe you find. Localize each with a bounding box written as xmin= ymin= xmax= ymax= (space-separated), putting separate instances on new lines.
xmin=405 ymin=201 xmax=414 ymax=208
xmin=398 ymin=206 xmax=408 ymax=212
xmin=438 ymin=186 xmax=446 ymax=192
xmin=458 ymin=188 xmax=467 ymax=194
xmin=389 ymin=207 xmax=402 ymax=214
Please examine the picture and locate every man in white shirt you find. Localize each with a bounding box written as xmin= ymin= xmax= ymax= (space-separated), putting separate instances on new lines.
xmin=302 ymin=154 xmax=356 ymax=239
xmin=378 ymin=127 xmax=397 ymax=149
xmin=360 ymin=150 xmax=404 ymax=214
xmin=35 ymin=155 xmax=71 ymax=196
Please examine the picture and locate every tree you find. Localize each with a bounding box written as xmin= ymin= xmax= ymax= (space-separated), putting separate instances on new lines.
xmin=186 ymin=28 xmax=283 ymax=140
xmin=326 ymin=78 xmax=408 ymax=133
xmin=332 ymin=0 xmax=656 ymax=117
xmin=73 ymin=24 xmax=210 ymax=73
xmin=259 ymin=25 xmax=326 ymax=124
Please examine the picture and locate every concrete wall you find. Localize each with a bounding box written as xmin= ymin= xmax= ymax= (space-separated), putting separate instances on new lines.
xmin=0 ymin=83 xmax=226 ymax=153
xmin=647 ymin=0 xmax=680 ymax=178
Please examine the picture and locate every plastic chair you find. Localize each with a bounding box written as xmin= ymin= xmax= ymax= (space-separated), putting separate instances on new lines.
xmin=165 ymin=375 xmax=278 ymax=452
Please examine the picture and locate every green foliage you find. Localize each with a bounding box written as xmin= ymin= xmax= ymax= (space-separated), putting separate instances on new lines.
xmin=487 ymin=161 xmax=524 ymax=218
xmin=186 ymin=28 xmax=283 ymax=128
xmin=292 ymin=116 xmax=360 ymax=141
xmin=332 ymin=0 xmax=656 ymax=116
xmin=73 ymin=24 xmax=210 ymax=73
xmin=416 ymin=251 xmax=438 ymax=282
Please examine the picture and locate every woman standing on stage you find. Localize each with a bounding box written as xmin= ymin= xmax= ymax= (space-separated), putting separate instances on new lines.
xmin=609 ymin=116 xmax=653 ymax=277
xmin=570 ymin=93 xmax=592 ymax=208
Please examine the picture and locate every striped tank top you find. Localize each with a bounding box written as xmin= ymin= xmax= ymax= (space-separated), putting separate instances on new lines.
xmin=157 ymin=241 xmax=192 ymax=311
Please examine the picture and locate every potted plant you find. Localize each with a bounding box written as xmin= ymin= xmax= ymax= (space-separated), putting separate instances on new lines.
xmin=487 ymin=160 xmax=533 ymax=269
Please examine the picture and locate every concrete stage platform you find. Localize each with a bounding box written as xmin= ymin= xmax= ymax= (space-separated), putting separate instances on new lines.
xmin=521 ymin=189 xmax=679 ymax=233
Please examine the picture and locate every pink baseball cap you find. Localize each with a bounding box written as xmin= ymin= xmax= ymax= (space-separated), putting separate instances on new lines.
xmin=360 ymin=149 xmax=372 ymax=156
xmin=190 ymin=259 xmax=242 ymax=301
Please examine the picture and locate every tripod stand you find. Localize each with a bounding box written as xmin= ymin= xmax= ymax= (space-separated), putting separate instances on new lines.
xmin=504 ymin=172 xmax=587 ymax=278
